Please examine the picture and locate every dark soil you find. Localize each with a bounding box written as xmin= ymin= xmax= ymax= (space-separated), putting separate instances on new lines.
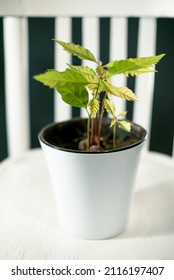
xmin=40 ymin=118 xmax=147 ymax=153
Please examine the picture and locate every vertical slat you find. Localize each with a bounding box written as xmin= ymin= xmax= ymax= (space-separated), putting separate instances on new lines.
xmin=133 ymin=18 xmax=157 ymax=141
xmin=81 ymin=17 xmax=99 ymax=118
xmin=0 ymin=18 xmax=8 ymax=161
xmin=54 ymin=17 xmax=71 ymax=122
xmin=110 ymin=17 xmax=128 ymax=114
xmin=3 ymin=17 xmax=29 ymax=157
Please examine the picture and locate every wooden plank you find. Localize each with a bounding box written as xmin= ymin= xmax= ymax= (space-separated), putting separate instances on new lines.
xmin=110 ymin=17 xmax=127 ymax=115
xmin=3 ymin=17 xmax=30 ymax=157
xmin=133 ymin=18 xmax=157 ymax=148
xmin=54 ymin=17 xmax=71 ymax=122
xmin=1 ymin=0 xmax=174 ymax=17
xmin=81 ymin=17 xmax=99 ymax=118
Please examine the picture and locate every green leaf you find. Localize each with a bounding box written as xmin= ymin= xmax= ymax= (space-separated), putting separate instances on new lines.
xmin=117 ymin=120 xmax=131 ymax=132
xmin=88 ymin=98 xmax=99 ymax=117
xmin=86 ymin=76 xmax=100 ymax=91
xmin=129 ymin=54 xmax=165 ymax=68
xmin=34 ymin=69 xmax=90 ymax=89
xmin=57 ymin=69 xmax=89 ymax=87
xmin=101 ymin=81 xmax=138 ymax=101
xmin=118 ymin=111 xmax=128 ymax=117
xmin=110 ymin=118 xmax=117 ymax=127
xmin=96 ymin=64 xmax=108 ymax=79
xmin=54 ymin=40 xmax=97 ymax=62
xmin=124 ymin=68 xmax=156 ymax=77
xmin=116 ymin=86 xmax=138 ymax=101
xmin=68 ymin=65 xmax=96 ymax=76
xmin=56 ymin=86 xmax=88 ymax=109
xmin=67 ymin=65 xmax=99 ymax=91
xmin=105 ymin=54 xmax=165 ymax=77
xmin=104 ymin=99 xmax=116 ymax=117
xmin=34 ymin=69 xmax=63 ymax=88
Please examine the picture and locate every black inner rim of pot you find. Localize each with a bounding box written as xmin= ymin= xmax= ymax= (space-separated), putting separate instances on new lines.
xmin=38 ymin=118 xmax=147 ymax=154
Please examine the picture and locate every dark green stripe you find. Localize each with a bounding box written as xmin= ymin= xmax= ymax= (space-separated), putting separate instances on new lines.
xmin=126 ymin=17 xmax=139 ymax=120
xmin=29 ymin=18 xmax=54 ymax=148
xmin=100 ymin=17 xmax=110 ymax=117
xmin=150 ymin=18 xmax=174 ymax=156
xmin=71 ymin=17 xmax=82 ymax=118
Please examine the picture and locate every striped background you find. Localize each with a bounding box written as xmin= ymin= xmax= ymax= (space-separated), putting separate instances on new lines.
xmin=0 ymin=17 xmax=174 ymax=161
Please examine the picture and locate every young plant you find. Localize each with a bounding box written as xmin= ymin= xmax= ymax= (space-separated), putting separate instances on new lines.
xmin=34 ymin=40 xmax=165 ymax=151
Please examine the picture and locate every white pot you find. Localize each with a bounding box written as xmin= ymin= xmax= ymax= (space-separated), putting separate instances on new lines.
xmin=39 ymin=118 xmax=147 ymax=239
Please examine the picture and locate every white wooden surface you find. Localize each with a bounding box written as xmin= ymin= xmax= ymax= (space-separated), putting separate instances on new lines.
xmin=133 ymin=18 xmax=157 ymax=147
xmin=0 ymin=149 xmax=174 ymax=260
xmin=3 ymin=17 xmax=30 ymax=157
xmin=1 ymin=0 xmax=174 ymax=157
xmin=0 ymin=0 xmax=174 ymax=17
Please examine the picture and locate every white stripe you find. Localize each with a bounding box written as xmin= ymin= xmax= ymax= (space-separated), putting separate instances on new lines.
xmin=133 ymin=18 xmax=157 ymax=149
xmin=82 ymin=17 xmax=99 ymax=62
xmin=110 ymin=17 xmax=127 ymax=115
xmin=54 ymin=17 xmax=72 ymax=122
xmin=81 ymin=17 xmax=99 ymax=118
xmin=3 ymin=17 xmax=30 ymax=157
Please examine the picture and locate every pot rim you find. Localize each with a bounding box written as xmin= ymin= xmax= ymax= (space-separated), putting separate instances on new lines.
xmin=38 ymin=118 xmax=148 ymax=154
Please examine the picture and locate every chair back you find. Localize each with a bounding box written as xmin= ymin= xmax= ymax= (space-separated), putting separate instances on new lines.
xmin=0 ymin=0 xmax=174 ymax=158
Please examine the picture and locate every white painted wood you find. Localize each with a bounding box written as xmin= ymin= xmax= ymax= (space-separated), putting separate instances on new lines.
xmin=0 ymin=149 xmax=174 ymax=259
xmin=82 ymin=18 xmax=99 ymax=62
xmin=81 ymin=17 xmax=99 ymax=118
xmin=54 ymin=17 xmax=71 ymax=122
xmin=133 ymin=18 xmax=157 ymax=148
xmin=3 ymin=17 xmax=30 ymax=157
xmin=110 ymin=17 xmax=127 ymax=115
xmin=0 ymin=0 xmax=174 ymax=17
xmin=1 ymin=1 xmax=173 ymax=157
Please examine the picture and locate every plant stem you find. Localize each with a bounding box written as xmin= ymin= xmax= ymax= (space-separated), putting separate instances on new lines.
xmin=87 ymin=114 xmax=91 ymax=150
xmin=90 ymin=77 xmax=101 ymax=147
xmin=113 ymin=122 xmax=117 ymax=149
xmin=90 ymin=117 xmax=94 ymax=145
xmin=98 ymin=93 xmax=107 ymax=146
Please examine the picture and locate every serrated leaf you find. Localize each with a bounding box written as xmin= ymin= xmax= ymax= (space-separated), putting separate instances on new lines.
xmin=118 ymin=111 xmax=128 ymax=117
xmin=129 ymin=54 xmax=165 ymax=68
xmin=86 ymin=84 xmax=98 ymax=92
xmin=96 ymin=64 xmax=108 ymax=79
xmin=86 ymin=76 xmax=101 ymax=92
xmin=67 ymin=65 xmax=100 ymax=90
xmin=68 ymin=64 xmax=96 ymax=76
xmin=124 ymin=68 xmax=156 ymax=77
xmin=56 ymin=86 xmax=88 ymax=109
xmin=101 ymin=81 xmax=138 ymax=101
xmin=117 ymin=87 xmax=138 ymax=101
xmin=59 ymin=69 xmax=89 ymax=87
xmin=88 ymin=98 xmax=99 ymax=117
xmin=67 ymin=65 xmax=100 ymax=92
xmin=110 ymin=118 xmax=117 ymax=127
xmin=104 ymin=99 xmax=116 ymax=117
xmin=105 ymin=54 xmax=165 ymax=77
xmin=34 ymin=69 xmax=90 ymax=89
xmin=117 ymin=120 xmax=131 ymax=132
xmin=34 ymin=70 xmax=63 ymax=88
xmin=54 ymin=40 xmax=97 ymax=62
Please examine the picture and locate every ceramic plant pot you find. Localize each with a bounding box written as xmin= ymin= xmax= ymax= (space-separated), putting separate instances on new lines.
xmin=39 ymin=118 xmax=147 ymax=240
